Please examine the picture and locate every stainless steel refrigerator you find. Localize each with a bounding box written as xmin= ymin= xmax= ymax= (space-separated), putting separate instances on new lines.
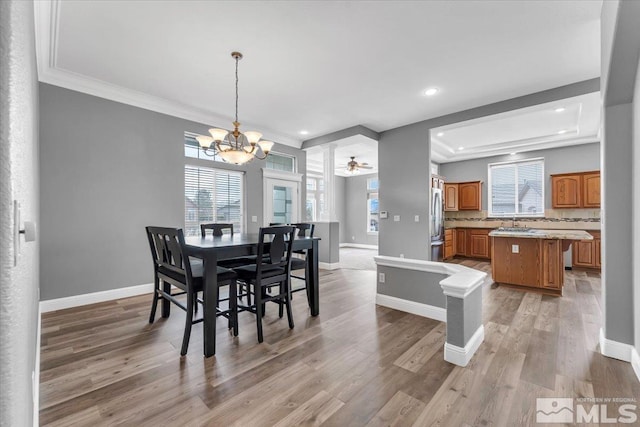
xmin=430 ymin=187 xmax=444 ymax=261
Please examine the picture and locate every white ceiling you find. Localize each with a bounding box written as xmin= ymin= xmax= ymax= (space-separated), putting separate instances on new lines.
xmin=306 ymin=135 xmax=378 ymax=177
xmin=35 ymin=0 xmax=602 ymax=148
xmin=431 ymin=92 xmax=601 ymax=163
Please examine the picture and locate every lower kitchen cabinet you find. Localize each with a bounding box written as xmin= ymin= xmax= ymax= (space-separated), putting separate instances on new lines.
xmin=444 ymin=229 xmax=456 ymax=260
xmin=452 ymin=228 xmax=491 ymax=260
xmin=572 ymin=230 xmax=601 ymax=269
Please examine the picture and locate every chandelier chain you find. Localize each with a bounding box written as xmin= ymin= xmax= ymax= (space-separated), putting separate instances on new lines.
xmin=235 ymin=54 xmax=239 ymax=124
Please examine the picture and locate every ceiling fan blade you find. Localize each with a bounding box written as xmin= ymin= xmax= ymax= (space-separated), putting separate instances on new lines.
xmin=359 ymin=165 xmax=374 ymax=169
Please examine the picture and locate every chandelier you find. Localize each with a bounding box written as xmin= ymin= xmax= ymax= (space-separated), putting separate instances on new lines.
xmin=196 ymin=52 xmax=274 ymax=165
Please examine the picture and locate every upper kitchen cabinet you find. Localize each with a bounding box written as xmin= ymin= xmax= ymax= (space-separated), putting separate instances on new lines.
xmin=458 ymin=181 xmax=482 ymax=210
xmin=582 ymin=172 xmax=601 ymax=208
xmin=551 ymin=171 xmax=600 ymax=209
xmin=444 ymin=183 xmax=459 ymax=211
xmin=444 ymin=181 xmax=482 ymax=211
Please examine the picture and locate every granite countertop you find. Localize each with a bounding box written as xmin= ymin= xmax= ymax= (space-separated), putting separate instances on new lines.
xmin=488 ymin=229 xmax=594 ymax=240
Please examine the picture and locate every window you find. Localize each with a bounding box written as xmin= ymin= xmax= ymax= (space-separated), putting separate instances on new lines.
xmin=367 ymin=178 xmax=379 ymax=233
xmin=488 ymin=158 xmax=544 ymax=217
xmin=305 ymin=175 xmax=322 ymax=221
xmin=184 ymin=133 xmax=224 ymax=162
xmin=184 ymin=165 xmax=244 ymax=236
xmin=266 ymin=152 xmax=295 ymax=172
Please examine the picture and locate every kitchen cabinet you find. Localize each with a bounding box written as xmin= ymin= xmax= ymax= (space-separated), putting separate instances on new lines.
xmin=458 ymin=181 xmax=482 ymax=210
xmin=444 ymin=229 xmax=455 ymax=260
xmin=444 ymin=181 xmax=482 ymax=211
xmin=455 ymin=229 xmax=466 ymax=256
xmin=444 ymin=184 xmax=459 ymax=211
xmin=431 ymin=174 xmax=445 ymax=190
xmin=551 ymin=171 xmax=600 ymax=209
xmin=582 ymin=172 xmax=601 ymax=208
xmin=452 ymin=228 xmax=491 ymax=259
xmin=572 ymin=231 xmax=601 ymax=269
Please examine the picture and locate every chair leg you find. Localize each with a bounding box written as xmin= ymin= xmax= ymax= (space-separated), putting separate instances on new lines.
xmin=161 ymin=280 xmax=171 ymax=318
xmin=278 ymin=281 xmax=284 ymax=318
xmin=230 ymin=280 xmax=238 ymax=337
xmin=181 ymin=293 xmax=194 ymax=356
xmin=285 ymin=280 xmax=294 ymax=330
xmin=149 ymin=275 xmax=160 ymax=323
xmin=255 ymin=283 xmax=264 ymax=343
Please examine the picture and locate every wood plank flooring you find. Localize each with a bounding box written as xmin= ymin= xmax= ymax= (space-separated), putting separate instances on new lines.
xmin=39 ymin=261 xmax=640 ymax=426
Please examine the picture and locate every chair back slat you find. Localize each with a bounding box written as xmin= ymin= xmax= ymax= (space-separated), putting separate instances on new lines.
xmin=201 ymin=223 xmax=234 ymax=237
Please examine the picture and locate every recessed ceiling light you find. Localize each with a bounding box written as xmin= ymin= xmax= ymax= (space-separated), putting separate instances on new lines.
xmin=424 ymin=87 xmax=439 ymax=96
xmin=558 ymin=130 xmax=567 ymax=134
xmin=511 ymin=152 xmax=517 ymax=155
xmin=458 ymin=146 xmax=464 ymax=151
xmin=437 ymin=132 xmax=444 ymax=137
xmin=555 ymin=107 xmax=565 ymax=113
xmin=300 ymin=130 xmax=309 ymax=135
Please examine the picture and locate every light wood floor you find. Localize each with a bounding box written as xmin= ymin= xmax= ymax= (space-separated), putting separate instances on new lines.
xmin=39 ymin=261 xmax=640 ymax=426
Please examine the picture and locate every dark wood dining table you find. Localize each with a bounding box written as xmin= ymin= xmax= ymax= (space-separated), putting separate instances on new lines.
xmin=183 ymin=233 xmax=320 ymax=357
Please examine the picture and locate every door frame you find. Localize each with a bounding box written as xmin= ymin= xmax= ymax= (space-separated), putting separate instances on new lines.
xmin=262 ymin=168 xmax=303 ymax=226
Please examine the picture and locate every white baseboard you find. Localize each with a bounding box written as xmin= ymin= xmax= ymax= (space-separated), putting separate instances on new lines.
xmin=319 ymin=262 xmax=340 ymax=270
xmin=599 ymin=328 xmax=633 ymax=362
xmin=632 ymin=348 xmax=640 ymax=384
xmin=444 ymin=325 xmax=485 ymax=367
xmin=40 ymin=283 xmax=154 ymax=313
xmin=339 ymin=243 xmax=378 ymax=250
xmin=375 ymin=293 xmax=447 ymax=322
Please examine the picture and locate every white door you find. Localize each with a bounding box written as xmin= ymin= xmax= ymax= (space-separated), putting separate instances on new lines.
xmin=262 ymin=169 xmax=303 ymax=225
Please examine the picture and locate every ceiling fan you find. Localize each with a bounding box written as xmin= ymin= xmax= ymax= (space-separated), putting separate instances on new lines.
xmin=346 ymin=156 xmax=373 ymax=174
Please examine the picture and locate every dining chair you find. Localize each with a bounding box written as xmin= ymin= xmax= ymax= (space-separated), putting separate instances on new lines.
xmin=146 ymin=226 xmax=238 ymax=355
xmin=200 ymin=223 xmax=234 ymax=237
xmin=233 ymin=226 xmax=295 ymax=343
xmin=289 ymin=223 xmax=315 ymax=304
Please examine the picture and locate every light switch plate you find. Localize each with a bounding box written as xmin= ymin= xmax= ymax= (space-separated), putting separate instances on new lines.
xmin=414 ymin=215 xmax=420 ymax=222
xmin=380 ymin=211 xmax=388 ymax=219
xmin=394 ymin=215 xmax=400 ymax=222
xmin=251 ymin=216 xmax=258 ymax=223
xmin=512 ymin=244 xmax=519 ymax=253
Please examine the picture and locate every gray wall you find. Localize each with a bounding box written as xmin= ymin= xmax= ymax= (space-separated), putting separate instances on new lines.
xmin=0 ymin=0 xmax=40 ymax=424
xmin=439 ymin=143 xmax=601 ymax=210
xmin=334 ymin=175 xmax=347 ymax=243
xmin=601 ymin=0 xmax=640 ymax=348
xmin=377 ymin=267 xmax=447 ymax=309
xmin=39 ymin=84 xmax=306 ymax=300
xmin=345 ymin=174 xmax=379 ymax=246
xmin=446 ymin=288 xmax=482 ymax=348
xmin=634 ymin=50 xmax=640 ymax=361
xmin=379 ymin=122 xmax=433 ymax=259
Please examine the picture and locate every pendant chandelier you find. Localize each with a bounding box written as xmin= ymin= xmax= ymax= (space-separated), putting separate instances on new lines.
xmin=196 ymin=52 xmax=274 ymax=165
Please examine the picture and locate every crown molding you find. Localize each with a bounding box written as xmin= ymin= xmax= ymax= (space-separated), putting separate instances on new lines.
xmin=33 ymin=0 xmax=302 ymax=149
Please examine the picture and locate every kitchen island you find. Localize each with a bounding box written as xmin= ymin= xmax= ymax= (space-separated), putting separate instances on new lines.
xmin=488 ymin=228 xmax=593 ymax=295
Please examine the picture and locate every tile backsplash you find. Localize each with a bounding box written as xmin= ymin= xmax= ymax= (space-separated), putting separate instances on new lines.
xmin=444 ymin=209 xmax=601 ymax=230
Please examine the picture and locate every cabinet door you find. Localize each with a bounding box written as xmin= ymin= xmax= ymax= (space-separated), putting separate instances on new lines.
xmin=444 ymin=184 xmax=459 ymax=211
xmin=541 ymin=239 xmax=562 ymax=289
xmin=582 ymin=172 xmax=601 ymax=208
xmin=595 ymin=238 xmax=601 ymax=268
xmin=552 ymin=175 xmax=582 ymax=208
xmin=459 ymin=182 xmax=482 ymax=210
xmin=572 ymin=240 xmax=594 ymax=267
xmin=456 ymin=229 xmax=466 ymax=255
xmin=468 ymin=230 xmax=490 ymax=259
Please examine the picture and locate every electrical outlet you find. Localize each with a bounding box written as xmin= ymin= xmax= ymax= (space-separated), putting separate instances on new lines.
xmin=512 ymin=244 xmax=519 ymax=253
xmin=414 ymin=215 xmax=420 ymax=222
xmin=378 ymin=272 xmax=385 ymax=283
xmin=400 ymin=254 xmax=405 ymax=258
xmin=394 ymin=215 xmax=400 ymax=222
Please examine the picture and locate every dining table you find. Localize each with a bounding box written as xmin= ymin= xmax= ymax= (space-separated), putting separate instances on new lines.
xmin=182 ymin=233 xmax=320 ymax=357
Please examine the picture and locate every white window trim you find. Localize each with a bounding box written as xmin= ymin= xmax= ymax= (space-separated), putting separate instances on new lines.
xmin=487 ymin=157 xmax=545 ymax=218
xmin=262 ymin=168 xmax=303 ymax=182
